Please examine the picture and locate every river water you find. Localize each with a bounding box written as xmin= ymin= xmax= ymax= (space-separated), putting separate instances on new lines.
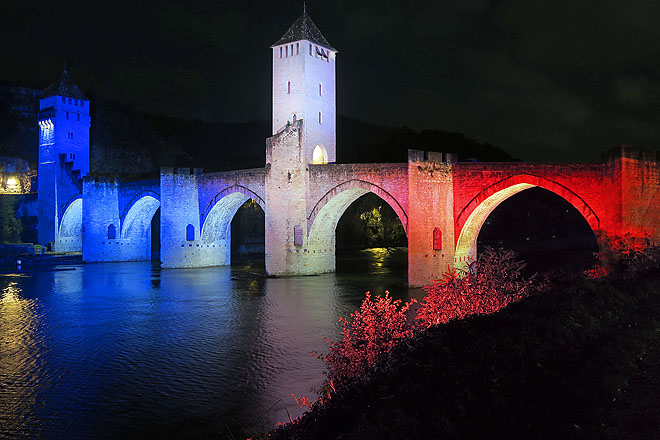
xmin=0 ymin=248 xmax=412 ymax=439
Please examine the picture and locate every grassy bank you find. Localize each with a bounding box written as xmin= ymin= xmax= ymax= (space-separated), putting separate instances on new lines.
xmin=259 ymin=269 xmax=660 ymax=439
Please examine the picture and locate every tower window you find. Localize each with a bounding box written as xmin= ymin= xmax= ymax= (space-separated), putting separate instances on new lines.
xmin=309 ymin=44 xmax=312 ymax=55
xmin=80 ymin=101 xmax=84 ymax=108
xmin=67 ymin=131 xmax=73 ymax=139
xmin=66 ymin=112 xmax=69 ymax=120
xmin=319 ymin=83 xmax=322 ymax=96
xmin=77 ymin=113 xmax=80 ymax=121
xmin=186 ymin=224 xmax=195 ymax=241
xmin=62 ymin=97 xmax=66 ymax=104
xmin=280 ymin=47 xmax=282 ymax=58
xmin=74 ymin=99 xmax=78 ymax=106
xmin=296 ymin=43 xmax=299 ymax=55
xmin=285 ymin=46 xmax=288 ymax=57
xmin=68 ymin=98 xmax=72 ymax=104
xmin=318 ymin=112 xmax=322 ymax=124
xmin=287 ymin=81 xmax=291 ymax=94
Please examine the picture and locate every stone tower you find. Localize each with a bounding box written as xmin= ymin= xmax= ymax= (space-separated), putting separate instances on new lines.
xmin=271 ymin=9 xmax=337 ymax=164
xmin=37 ymin=69 xmax=90 ymax=245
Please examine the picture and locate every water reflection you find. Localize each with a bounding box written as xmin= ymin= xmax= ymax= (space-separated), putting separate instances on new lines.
xmin=0 ymin=279 xmax=49 ymax=438
xmin=0 ymin=249 xmax=409 ymax=439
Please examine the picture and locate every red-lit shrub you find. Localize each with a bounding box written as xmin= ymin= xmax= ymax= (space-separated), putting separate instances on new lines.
xmin=590 ymin=235 xmax=660 ymax=279
xmin=416 ymin=248 xmax=538 ymax=327
xmin=323 ymin=292 xmax=415 ymax=384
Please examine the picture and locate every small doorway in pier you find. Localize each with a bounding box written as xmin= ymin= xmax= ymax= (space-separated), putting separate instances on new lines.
xmin=477 ymin=187 xmax=598 ymax=274
xmin=230 ymin=199 xmax=265 ymax=270
xmin=335 ymin=193 xmax=408 ymax=277
xmin=151 ymin=207 xmax=161 ymax=262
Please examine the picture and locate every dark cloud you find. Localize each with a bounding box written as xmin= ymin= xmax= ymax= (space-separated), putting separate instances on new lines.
xmin=2 ymin=0 xmax=660 ymax=162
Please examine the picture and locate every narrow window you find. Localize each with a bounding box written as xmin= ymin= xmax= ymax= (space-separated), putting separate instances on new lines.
xmin=186 ymin=224 xmax=195 ymax=241
xmin=294 ymin=225 xmax=303 ymax=246
xmin=318 ymin=111 xmax=322 ymax=124
xmin=296 ymin=43 xmax=299 ymax=55
xmin=66 ymin=112 xmax=69 ymax=120
xmin=77 ymin=113 xmax=80 ymax=121
xmin=287 ymin=81 xmax=291 ymax=94
xmin=285 ymin=46 xmax=288 ymax=57
xmin=433 ymin=227 xmax=442 ymax=250
xmin=309 ymin=44 xmax=312 ymax=55
xmin=280 ymin=47 xmax=282 ymax=58
xmin=108 ymin=224 xmax=116 ymax=239
xmin=319 ymin=83 xmax=322 ymax=96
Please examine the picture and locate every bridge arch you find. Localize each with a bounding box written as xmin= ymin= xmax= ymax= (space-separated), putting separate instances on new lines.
xmin=454 ymin=174 xmax=600 ymax=269
xmin=121 ymin=193 xmax=161 ymax=240
xmin=200 ymin=185 xmax=265 ymax=267
xmin=57 ymin=197 xmax=82 ymax=252
xmin=307 ymin=179 xmax=408 ymax=238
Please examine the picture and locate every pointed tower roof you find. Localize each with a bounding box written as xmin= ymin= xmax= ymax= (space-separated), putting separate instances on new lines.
xmin=272 ymin=11 xmax=336 ymax=51
xmin=42 ymin=69 xmax=87 ymax=100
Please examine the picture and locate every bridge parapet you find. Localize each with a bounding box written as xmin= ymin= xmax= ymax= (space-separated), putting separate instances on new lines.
xmin=601 ymin=145 xmax=658 ymax=163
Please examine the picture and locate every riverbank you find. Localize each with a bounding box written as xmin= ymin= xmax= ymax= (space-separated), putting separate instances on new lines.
xmin=260 ymin=269 xmax=660 ymax=439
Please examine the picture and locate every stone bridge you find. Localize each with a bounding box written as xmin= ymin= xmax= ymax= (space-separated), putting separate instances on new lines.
xmin=79 ymin=122 xmax=659 ymax=286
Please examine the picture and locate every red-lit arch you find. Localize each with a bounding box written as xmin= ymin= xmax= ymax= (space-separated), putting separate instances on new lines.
xmin=454 ymin=174 xmax=600 ymax=268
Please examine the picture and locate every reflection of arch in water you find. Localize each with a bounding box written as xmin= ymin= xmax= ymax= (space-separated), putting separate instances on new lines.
xmin=56 ymin=197 xmax=82 ymax=252
xmin=199 ymin=185 xmax=264 ymax=266
xmin=120 ymin=193 xmax=160 ymax=260
xmin=306 ymin=179 xmax=408 ymax=273
xmin=454 ymin=174 xmax=600 ymax=270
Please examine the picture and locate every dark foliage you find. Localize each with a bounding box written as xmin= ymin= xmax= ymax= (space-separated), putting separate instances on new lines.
xmin=261 ymin=247 xmax=660 ymax=440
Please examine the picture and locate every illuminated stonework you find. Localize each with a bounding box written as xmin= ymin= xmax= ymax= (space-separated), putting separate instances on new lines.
xmin=454 ymin=183 xmax=534 ymax=270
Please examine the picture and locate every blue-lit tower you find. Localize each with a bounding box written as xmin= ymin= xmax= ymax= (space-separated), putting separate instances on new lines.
xmin=37 ymin=70 xmax=90 ymax=246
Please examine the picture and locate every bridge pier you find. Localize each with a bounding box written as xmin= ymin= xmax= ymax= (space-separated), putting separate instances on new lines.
xmin=407 ymin=150 xmax=457 ymax=287
xmin=265 ymin=121 xmax=329 ymax=276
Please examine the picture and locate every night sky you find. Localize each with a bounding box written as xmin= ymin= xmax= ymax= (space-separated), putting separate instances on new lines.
xmin=2 ymin=0 xmax=660 ymax=162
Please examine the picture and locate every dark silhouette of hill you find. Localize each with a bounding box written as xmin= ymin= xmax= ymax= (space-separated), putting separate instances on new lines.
xmin=0 ymin=90 xmax=516 ymax=179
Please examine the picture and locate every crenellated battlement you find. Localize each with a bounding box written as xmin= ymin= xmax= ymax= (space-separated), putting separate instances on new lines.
xmin=601 ymin=145 xmax=659 ymax=163
xmin=408 ymin=149 xmax=458 ymax=163
xmin=160 ymin=167 xmax=203 ymax=176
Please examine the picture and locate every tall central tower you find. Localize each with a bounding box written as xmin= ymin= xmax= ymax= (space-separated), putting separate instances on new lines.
xmin=271 ymin=10 xmax=337 ymax=164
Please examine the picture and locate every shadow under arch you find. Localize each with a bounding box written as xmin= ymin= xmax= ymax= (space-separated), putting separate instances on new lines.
xmin=455 ymin=174 xmax=600 ymax=270
xmin=57 ymin=197 xmax=82 ymax=252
